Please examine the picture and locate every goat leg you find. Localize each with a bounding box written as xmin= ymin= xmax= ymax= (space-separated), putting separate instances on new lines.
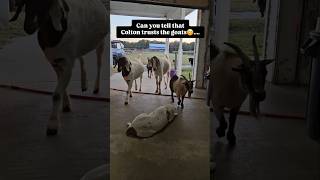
xmin=134 ymin=80 xmax=137 ymax=91
xmin=181 ymin=96 xmax=185 ymax=109
xmin=62 ymin=91 xmax=71 ymax=112
xmin=171 ymin=91 xmax=174 ymax=102
xmin=79 ymin=57 xmax=88 ymax=92
xmin=214 ymin=107 xmax=227 ymax=138
xmin=93 ymin=41 xmax=104 ymax=94
xmin=227 ymin=107 xmax=240 ymax=146
xmin=47 ymin=59 xmax=73 ymax=136
xmin=139 ymin=76 xmax=142 ymax=92
xmin=155 ymin=77 xmax=159 ymax=93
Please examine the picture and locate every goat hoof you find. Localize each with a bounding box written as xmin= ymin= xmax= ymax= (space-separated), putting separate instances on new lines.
xmin=93 ymin=89 xmax=99 ymax=94
xmin=63 ymin=106 xmax=71 ymax=112
xmin=46 ymin=128 xmax=58 ymax=136
xmin=227 ymin=132 xmax=236 ymax=146
xmin=82 ymin=88 xmax=87 ymax=92
xmin=216 ymin=127 xmax=226 ymax=138
xmin=124 ymin=102 xmax=128 ymax=105
xmin=130 ymin=95 xmax=132 ymax=98
xmin=216 ymin=122 xmax=227 ymax=138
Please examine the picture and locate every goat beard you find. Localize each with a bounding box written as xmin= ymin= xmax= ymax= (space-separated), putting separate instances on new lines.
xmin=249 ymin=94 xmax=260 ymax=117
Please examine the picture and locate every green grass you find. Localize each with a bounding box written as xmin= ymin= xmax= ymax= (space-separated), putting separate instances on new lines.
xmin=0 ymin=13 xmax=26 ymax=49
xmin=231 ymin=0 xmax=258 ymax=12
xmin=181 ymin=68 xmax=192 ymax=79
xmin=229 ymin=18 xmax=265 ymax=57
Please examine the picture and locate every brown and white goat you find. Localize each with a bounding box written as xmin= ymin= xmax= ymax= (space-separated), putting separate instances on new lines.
xmin=209 ymin=35 xmax=273 ymax=145
xmin=149 ymin=55 xmax=171 ymax=94
xmin=169 ymin=73 xmax=195 ymax=109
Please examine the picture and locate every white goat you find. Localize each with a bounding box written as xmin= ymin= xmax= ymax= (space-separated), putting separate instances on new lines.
xmin=149 ymin=55 xmax=171 ymax=94
xmin=126 ymin=104 xmax=178 ymax=138
xmin=209 ymin=35 xmax=273 ymax=145
xmin=116 ymin=57 xmax=144 ymax=105
xmin=10 ymin=0 xmax=108 ymax=135
xmin=170 ymin=73 xmax=195 ymax=109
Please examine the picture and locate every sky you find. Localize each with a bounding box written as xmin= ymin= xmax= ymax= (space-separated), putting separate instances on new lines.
xmin=110 ymin=10 xmax=198 ymax=43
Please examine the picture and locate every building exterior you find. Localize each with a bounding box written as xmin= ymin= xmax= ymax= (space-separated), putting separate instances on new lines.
xmin=149 ymin=43 xmax=166 ymax=51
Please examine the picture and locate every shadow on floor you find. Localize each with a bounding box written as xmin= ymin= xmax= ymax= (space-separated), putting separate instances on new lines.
xmin=211 ymin=112 xmax=320 ymax=180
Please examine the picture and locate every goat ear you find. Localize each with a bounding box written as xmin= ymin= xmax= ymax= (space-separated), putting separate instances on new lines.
xmin=262 ymin=59 xmax=274 ymax=65
xmin=49 ymin=0 xmax=69 ymax=32
xmin=125 ymin=63 xmax=131 ymax=72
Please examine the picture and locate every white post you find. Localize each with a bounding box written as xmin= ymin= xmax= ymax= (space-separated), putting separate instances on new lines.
xmin=176 ymin=8 xmax=185 ymax=76
xmin=0 ymin=0 xmax=9 ymax=30
xmin=214 ymin=0 xmax=230 ymax=48
xmin=193 ymin=10 xmax=201 ymax=81
xmin=165 ymin=38 xmax=169 ymax=56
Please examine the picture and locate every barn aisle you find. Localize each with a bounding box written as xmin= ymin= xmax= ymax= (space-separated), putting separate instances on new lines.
xmin=0 ymin=88 xmax=108 ymax=180
xmin=211 ymin=113 xmax=320 ymax=180
xmin=110 ymin=90 xmax=210 ymax=180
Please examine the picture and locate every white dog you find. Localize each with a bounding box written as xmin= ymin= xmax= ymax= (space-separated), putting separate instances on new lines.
xmin=126 ymin=104 xmax=178 ymax=138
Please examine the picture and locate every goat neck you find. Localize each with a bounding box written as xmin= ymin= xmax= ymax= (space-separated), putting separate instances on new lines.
xmin=252 ymin=35 xmax=260 ymax=62
xmin=224 ymin=42 xmax=251 ymax=69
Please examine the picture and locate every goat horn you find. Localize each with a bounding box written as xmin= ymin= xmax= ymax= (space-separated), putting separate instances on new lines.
xmin=252 ymin=35 xmax=260 ymax=62
xmin=224 ymin=42 xmax=251 ymax=67
xmin=181 ymin=75 xmax=187 ymax=80
xmin=9 ymin=2 xmax=24 ymax=22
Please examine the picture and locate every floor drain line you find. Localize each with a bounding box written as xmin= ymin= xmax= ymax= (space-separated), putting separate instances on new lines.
xmin=0 ymin=84 xmax=110 ymax=102
xmin=110 ymin=88 xmax=206 ymax=100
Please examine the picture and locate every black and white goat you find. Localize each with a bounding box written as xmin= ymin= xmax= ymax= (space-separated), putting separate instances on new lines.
xmin=115 ymin=57 xmax=144 ymax=105
xmin=10 ymin=0 xmax=108 ymax=135
xmin=169 ymin=73 xmax=195 ymax=109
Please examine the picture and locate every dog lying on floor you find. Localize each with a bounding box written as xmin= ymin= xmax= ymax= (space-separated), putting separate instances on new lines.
xmin=126 ymin=104 xmax=178 ymax=138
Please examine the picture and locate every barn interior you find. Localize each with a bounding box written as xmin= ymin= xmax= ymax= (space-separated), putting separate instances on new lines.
xmin=110 ymin=1 xmax=210 ymax=179
xmin=109 ymin=0 xmax=320 ymax=180
xmin=0 ymin=0 xmax=319 ymax=179
xmin=0 ymin=1 xmax=110 ymax=180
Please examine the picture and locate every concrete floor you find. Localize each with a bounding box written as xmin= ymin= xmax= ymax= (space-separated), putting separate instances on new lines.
xmin=0 ymin=35 xmax=109 ymax=180
xmin=211 ymin=113 xmax=320 ymax=180
xmin=0 ymin=88 xmax=108 ymax=180
xmin=110 ymin=90 xmax=210 ymax=180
